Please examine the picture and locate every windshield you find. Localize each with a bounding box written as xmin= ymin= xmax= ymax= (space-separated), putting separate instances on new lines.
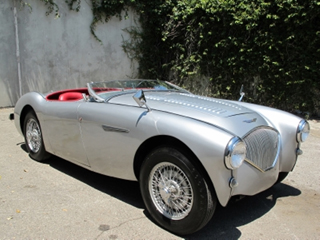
xmin=87 ymin=79 xmax=189 ymax=102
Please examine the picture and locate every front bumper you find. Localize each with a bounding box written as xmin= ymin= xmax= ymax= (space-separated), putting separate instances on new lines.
xmin=230 ymin=160 xmax=279 ymax=197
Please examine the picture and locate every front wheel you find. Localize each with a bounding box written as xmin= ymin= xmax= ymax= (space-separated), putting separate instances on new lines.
xmin=23 ymin=111 xmax=50 ymax=161
xmin=139 ymin=147 xmax=216 ymax=235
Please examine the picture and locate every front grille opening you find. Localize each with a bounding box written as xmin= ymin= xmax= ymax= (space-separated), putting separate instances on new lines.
xmin=243 ymin=127 xmax=280 ymax=172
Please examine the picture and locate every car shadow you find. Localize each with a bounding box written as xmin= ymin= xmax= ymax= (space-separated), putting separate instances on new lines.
xmin=185 ymin=183 xmax=301 ymax=239
xmin=20 ymin=143 xmax=301 ymax=238
xmin=20 ymin=144 xmax=143 ymax=209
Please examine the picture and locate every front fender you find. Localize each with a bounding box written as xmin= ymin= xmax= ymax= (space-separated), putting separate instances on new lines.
xmin=234 ymin=101 xmax=303 ymax=172
xmin=153 ymin=111 xmax=234 ymax=206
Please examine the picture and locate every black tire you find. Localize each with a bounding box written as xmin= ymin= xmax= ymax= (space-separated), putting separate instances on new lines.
xmin=139 ymin=147 xmax=216 ymax=235
xmin=23 ymin=111 xmax=50 ymax=161
xmin=275 ymin=172 xmax=289 ymax=185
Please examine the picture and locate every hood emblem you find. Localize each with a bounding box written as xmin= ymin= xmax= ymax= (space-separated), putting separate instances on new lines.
xmin=243 ymin=118 xmax=257 ymax=123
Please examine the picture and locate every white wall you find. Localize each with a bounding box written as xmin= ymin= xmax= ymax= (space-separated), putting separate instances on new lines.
xmin=0 ymin=0 xmax=19 ymax=107
xmin=0 ymin=0 xmax=138 ymax=107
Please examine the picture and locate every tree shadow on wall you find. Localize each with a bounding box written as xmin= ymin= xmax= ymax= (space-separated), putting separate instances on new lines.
xmin=2 ymin=77 xmax=20 ymax=107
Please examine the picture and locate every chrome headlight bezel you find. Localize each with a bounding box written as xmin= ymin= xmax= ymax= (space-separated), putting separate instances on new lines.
xmin=225 ymin=137 xmax=247 ymax=170
xmin=297 ymin=120 xmax=310 ymax=142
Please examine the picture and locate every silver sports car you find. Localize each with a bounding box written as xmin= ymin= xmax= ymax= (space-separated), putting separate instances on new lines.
xmin=11 ymin=79 xmax=310 ymax=235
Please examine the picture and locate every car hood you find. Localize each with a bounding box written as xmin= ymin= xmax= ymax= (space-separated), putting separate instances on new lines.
xmin=109 ymin=91 xmax=271 ymax=137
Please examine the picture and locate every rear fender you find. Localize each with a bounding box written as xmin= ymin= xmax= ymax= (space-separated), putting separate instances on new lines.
xmin=14 ymin=92 xmax=52 ymax=152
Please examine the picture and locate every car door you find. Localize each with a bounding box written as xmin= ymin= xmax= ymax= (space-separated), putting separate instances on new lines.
xmin=77 ymin=101 xmax=153 ymax=180
xmin=42 ymin=101 xmax=90 ymax=166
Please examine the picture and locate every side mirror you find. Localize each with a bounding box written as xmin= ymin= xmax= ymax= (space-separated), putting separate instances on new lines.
xmin=238 ymin=84 xmax=245 ymax=102
xmin=133 ymin=90 xmax=151 ymax=111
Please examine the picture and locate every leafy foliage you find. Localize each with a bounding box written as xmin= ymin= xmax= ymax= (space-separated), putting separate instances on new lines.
xmin=23 ymin=0 xmax=320 ymax=114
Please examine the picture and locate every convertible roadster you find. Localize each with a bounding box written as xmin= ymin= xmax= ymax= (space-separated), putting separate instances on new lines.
xmin=11 ymin=79 xmax=309 ymax=235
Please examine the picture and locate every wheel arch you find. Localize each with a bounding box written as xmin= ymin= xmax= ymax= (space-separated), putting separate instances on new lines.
xmin=14 ymin=92 xmax=46 ymax=135
xmin=133 ymin=135 xmax=217 ymax=199
xmin=19 ymin=105 xmax=36 ymax=133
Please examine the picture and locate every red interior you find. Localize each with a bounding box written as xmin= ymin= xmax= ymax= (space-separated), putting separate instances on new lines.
xmin=58 ymin=92 xmax=84 ymax=101
xmin=45 ymin=88 xmax=120 ymax=102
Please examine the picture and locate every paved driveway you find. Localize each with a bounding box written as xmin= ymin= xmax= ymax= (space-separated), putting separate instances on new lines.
xmin=1 ymin=107 xmax=319 ymax=239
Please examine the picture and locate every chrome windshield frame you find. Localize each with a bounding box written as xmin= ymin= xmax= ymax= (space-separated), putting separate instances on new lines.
xmin=87 ymin=79 xmax=189 ymax=103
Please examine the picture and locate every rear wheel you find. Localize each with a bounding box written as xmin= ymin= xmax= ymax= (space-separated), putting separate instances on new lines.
xmin=23 ymin=111 xmax=50 ymax=161
xmin=139 ymin=147 xmax=216 ymax=235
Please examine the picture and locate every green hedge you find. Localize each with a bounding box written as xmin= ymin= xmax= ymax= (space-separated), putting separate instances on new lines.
xmin=132 ymin=0 xmax=320 ymax=115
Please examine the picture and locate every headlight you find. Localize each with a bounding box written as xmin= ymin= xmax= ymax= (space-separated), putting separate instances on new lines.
xmin=297 ymin=120 xmax=310 ymax=142
xmin=225 ymin=137 xmax=247 ymax=170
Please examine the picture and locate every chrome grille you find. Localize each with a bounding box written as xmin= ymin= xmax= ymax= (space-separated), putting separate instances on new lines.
xmin=243 ymin=127 xmax=280 ymax=172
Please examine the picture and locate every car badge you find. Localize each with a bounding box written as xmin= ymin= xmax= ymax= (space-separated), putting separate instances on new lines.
xmin=243 ymin=118 xmax=257 ymax=123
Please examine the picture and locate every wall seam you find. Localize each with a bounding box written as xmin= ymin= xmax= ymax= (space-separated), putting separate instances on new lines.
xmin=13 ymin=0 xmax=22 ymax=98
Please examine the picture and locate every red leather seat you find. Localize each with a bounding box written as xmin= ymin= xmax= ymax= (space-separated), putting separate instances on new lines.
xmin=59 ymin=92 xmax=83 ymax=101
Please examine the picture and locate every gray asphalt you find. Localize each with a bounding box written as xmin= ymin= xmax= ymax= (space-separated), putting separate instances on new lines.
xmin=1 ymin=107 xmax=319 ymax=239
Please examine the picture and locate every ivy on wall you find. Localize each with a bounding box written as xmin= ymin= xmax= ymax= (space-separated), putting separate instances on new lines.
xmin=17 ymin=0 xmax=60 ymax=17
xmin=19 ymin=0 xmax=320 ymax=115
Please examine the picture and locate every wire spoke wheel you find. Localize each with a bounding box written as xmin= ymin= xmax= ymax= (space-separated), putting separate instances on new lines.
xmin=26 ymin=118 xmax=42 ymax=153
xmin=140 ymin=147 xmax=217 ymax=235
xmin=149 ymin=162 xmax=193 ymax=220
xmin=23 ymin=111 xmax=50 ymax=161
